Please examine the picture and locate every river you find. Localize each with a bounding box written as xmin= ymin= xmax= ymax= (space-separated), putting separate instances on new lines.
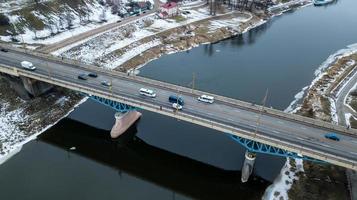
xmin=1 ymin=0 xmax=357 ymax=199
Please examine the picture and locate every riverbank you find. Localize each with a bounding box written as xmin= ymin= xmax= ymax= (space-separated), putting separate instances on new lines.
xmin=285 ymin=44 xmax=357 ymax=199
xmin=56 ymin=0 xmax=312 ymax=72
xmin=0 ymin=76 xmax=84 ymax=163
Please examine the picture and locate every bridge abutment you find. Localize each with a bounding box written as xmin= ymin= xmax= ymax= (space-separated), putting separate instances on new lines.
xmin=20 ymin=76 xmax=53 ymax=97
xmin=1 ymin=74 xmax=53 ymax=99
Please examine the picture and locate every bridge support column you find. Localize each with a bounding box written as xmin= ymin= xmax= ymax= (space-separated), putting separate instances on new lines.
xmin=20 ymin=76 xmax=53 ymax=97
xmin=110 ymin=111 xmax=142 ymax=138
xmin=1 ymin=74 xmax=53 ymax=99
xmin=241 ymin=150 xmax=256 ymax=183
xmin=88 ymin=95 xmax=141 ymax=139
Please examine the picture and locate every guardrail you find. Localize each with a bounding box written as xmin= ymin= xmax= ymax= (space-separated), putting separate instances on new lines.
xmin=1 ymin=44 xmax=356 ymax=137
xmin=2 ymin=64 xmax=356 ymax=170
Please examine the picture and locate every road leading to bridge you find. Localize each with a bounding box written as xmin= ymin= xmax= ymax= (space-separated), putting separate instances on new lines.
xmin=0 ymin=48 xmax=357 ymax=170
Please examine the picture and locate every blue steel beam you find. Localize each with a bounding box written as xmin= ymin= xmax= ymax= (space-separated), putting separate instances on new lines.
xmin=229 ymin=135 xmax=325 ymax=163
xmin=89 ymin=95 xmax=137 ymax=113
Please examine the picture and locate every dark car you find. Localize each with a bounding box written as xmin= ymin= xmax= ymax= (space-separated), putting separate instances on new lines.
xmin=101 ymin=80 xmax=112 ymax=87
xmin=88 ymin=72 xmax=98 ymax=78
xmin=78 ymin=74 xmax=88 ymax=80
xmin=168 ymin=95 xmax=184 ymax=106
xmin=116 ymin=20 xmax=122 ymax=23
xmin=1 ymin=48 xmax=8 ymax=52
xmin=324 ymin=133 xmax=340 ymax=141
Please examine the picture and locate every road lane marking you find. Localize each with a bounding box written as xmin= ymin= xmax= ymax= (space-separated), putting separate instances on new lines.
xmin=320 ymin=143 xmax=330 ymax=148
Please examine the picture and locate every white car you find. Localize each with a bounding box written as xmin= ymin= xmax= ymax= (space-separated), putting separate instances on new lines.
xmin=198 ymin=95 xmax=214 ymax=104
xmin=172 ymin=103 xmax=183 ymax=110
xmin=139 ymin=88 xmax=156 ymax=98
xmin=21 ymin=61 xmax=36 ymax=71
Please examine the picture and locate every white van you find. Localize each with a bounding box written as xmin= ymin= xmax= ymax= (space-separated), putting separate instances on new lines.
xmin=198 ymin=95 xmax=214 ymax=104
xmin=21 ymin=61 xmax=36 ymax=71
xmin=139 ymin=88 xmax=156 ymax=98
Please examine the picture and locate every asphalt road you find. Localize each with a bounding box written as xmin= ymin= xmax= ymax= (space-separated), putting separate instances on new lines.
xmin=0 ymin=49 xmax=357 ymax=168
xmin=335 ymin=68 xmax=357 ymax=127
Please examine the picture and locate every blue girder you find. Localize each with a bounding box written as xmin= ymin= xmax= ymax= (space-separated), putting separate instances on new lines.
xmin=89 ymin=95 xmax=136 ymax=113
xmin=230 ymin=135 xmax=325 ymax=163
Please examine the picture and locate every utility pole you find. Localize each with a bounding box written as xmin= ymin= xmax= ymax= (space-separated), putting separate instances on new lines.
xmin=176 ymin=86 xmax=180 ymax=113
xmin=254 ymin=88 xmax=269 ymax=136
xmin=191 ymin=72 xmax=195 ymax=93
xmin=46 ymin=61 xmax=51 ymax=79
xmin=109 ymin=78 xmax=113 ymax=96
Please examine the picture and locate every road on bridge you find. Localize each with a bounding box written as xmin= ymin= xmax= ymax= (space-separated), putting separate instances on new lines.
xmin=0 ymin=49 xmax=356 ymax=169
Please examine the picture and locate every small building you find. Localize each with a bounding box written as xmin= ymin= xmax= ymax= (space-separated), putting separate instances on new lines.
xmin=137 ymin=1 xmax=152 ymax=11
xmin=158 ymin=2 xmax=179 ymax=19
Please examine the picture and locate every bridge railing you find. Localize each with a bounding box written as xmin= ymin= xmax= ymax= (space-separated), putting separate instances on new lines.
xmin=3 ymin=64 xmax=356 ymax=170
xmin=1 ymin=44 xmax=356 ymax=136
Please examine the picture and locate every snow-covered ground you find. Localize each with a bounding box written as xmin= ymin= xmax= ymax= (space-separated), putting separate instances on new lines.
xmin=1 ymin=1 xmax=124 ymax=45
xmin=263 ymin=158 xmax=304 ymax=200
xmin=0 ymin=0 xmax=54 ymax=13
xmin=103 ymin=39 xmax=161 ymax=69
xmin=268 ymin=0 xmax=312 ymax=14
xmin=0 ymin=0 xmax=156 ymax=46
xmin=208 ymin=13 xmax=252 ymax=32
xmin=0 ymin=96 xmax=87 ymax=165
xmin=57 ymin=9 xmax=213 ymax=69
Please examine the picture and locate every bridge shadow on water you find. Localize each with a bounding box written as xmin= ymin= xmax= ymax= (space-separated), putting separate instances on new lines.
xmin=39 ymin=118 xmax=270 ymax=200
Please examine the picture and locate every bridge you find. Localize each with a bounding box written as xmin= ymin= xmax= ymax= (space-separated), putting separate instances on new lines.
xmin=0 ymin=46 xmax=357 ymax=170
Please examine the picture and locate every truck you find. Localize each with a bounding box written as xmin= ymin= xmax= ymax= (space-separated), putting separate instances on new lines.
xmin=21 ymin=61 xmax=36 ymax=71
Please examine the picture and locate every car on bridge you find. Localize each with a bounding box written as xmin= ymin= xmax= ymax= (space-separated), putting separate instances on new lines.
xmin=21 ymin=61 xmax=36 ymax=71
xmin=169 ymin=95 xmax=184 ymax=106
xmin=324 ymin=133 xmax=340 ymax=141
xmin=198 ymin=95 xmax=214 ymax=104
xmin=139 ymin=88 xmax=156 ymax=98
xmin=77 ymin=74 xmax=88 ymax=80
xmin=88 ymin=72 xmax=98 ymax=78
xmin=1 ymin=48 xmax=8 ymax=52
xmin=101 ymin=80 xmax=112 ymax=87
xmin=172 ymin=103 xmax=183 ymax=110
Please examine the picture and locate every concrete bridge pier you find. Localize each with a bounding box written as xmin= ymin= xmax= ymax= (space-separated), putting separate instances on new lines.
xmin=110 ymin=111 xmax=142 ymax=139
xmin=241 ymin=150 xmax=256 ymax=183
xmin=20 ymin=76 xmax=53 ymax=97
xmin=1 ymin=74 xmax=53 ymax=99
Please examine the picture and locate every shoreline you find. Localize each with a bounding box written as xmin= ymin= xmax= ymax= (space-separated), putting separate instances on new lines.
xmin=284 ymin=44 xmax=357 ymax=199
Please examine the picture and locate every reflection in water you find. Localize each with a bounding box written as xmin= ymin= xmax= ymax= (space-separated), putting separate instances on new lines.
xmin=201 ymin=20 xmax=272 ymax=57
xmin=203 ymin=44 xmax=215 ymax=57
xmin=247 ymin=21 xmax=271 ymax=45
xmin=40 ymin=118 xmax=269 ymax=200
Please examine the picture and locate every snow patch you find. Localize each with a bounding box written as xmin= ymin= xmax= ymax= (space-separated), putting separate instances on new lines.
xmin=0 ymin=97 xmax=88 ymax=165
xmin=102 ymin=40 xmax=161 ymax=69
xmin=263 ymin=158 xmax=304 ymax=200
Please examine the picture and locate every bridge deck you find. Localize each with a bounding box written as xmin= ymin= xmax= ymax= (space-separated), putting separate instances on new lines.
xmin=0 ymin=47 xmax=356 ymax=170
